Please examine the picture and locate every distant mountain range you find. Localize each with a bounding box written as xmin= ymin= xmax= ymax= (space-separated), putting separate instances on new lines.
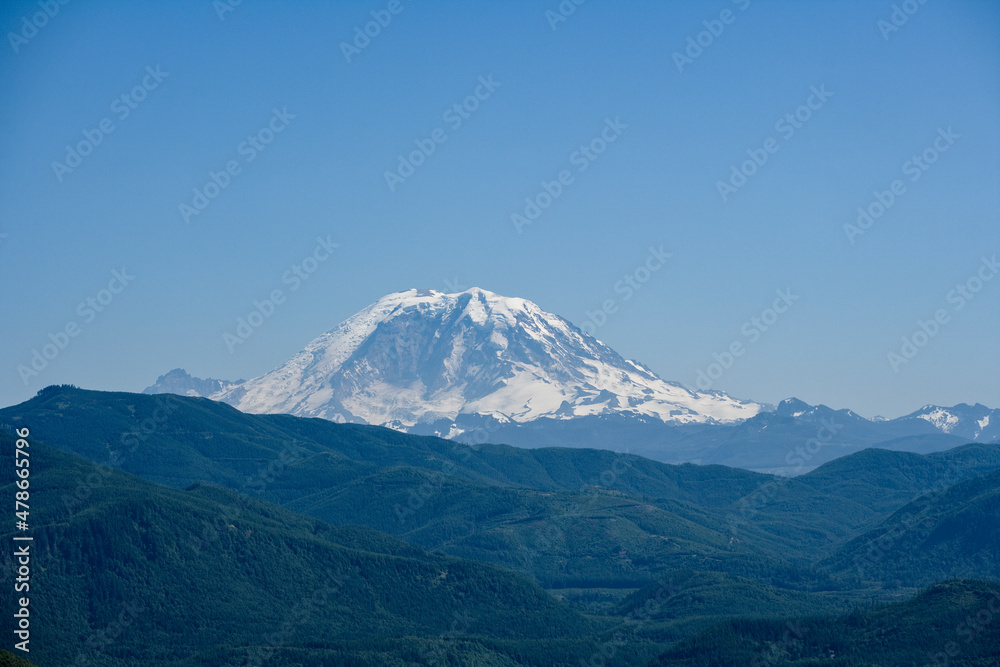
xmin=144 ymin=287 xmax=998 ymax=471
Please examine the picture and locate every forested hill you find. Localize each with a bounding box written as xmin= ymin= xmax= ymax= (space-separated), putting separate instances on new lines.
xmin=2 ymin=385 xmax=999 ymax=664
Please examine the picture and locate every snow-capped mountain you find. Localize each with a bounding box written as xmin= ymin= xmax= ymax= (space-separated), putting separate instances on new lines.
xmin=142 ymin=288 xmax=998 ymax=462
xmin=898 ymin=403 xmax=1000 ymax=442
xmin=765 ymin=398 xmax=1000 ymax=443
xmin=147 ymin=288 xmax=762 ymax=431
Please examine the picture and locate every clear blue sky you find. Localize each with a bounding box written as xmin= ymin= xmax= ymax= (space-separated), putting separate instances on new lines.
xmin=2 ymin=0 xmax=997 ymax=418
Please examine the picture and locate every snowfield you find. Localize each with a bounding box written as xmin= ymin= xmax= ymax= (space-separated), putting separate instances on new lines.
xmin=209 ymin=287 xmax=763 ymax=430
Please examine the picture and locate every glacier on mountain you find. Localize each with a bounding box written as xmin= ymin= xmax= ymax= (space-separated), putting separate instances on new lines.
xmin=203 ymin=287 xmax=763 ymax=429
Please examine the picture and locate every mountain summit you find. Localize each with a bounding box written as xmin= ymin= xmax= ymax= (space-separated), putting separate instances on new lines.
xmin=899 ymin=403 xmax=1000 ymax=442
xmin=151 ymin=288 xmax=763 ymax=432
